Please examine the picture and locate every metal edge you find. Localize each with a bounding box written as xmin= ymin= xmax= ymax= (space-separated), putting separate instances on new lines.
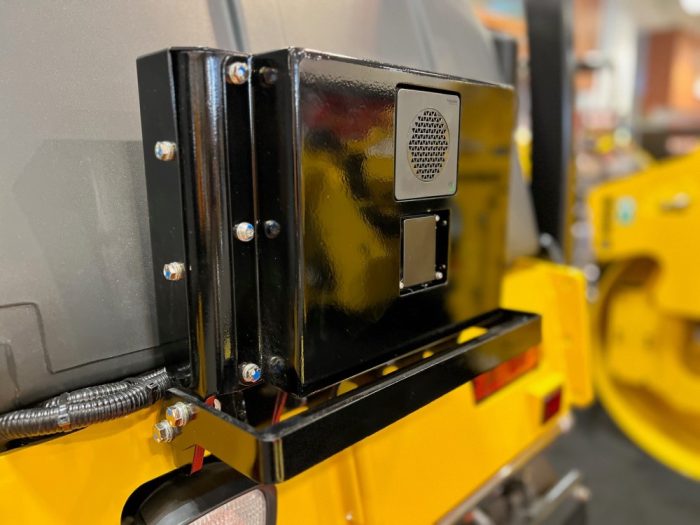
xmin=168 ymin=309 xmax=541 ymax=483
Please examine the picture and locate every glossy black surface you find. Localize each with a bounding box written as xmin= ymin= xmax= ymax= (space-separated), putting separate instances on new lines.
xmin=253 ymin=49 xmax=515 ymax=394
xmin=171 ymin=309 xmax=541 ymax=483
xmin=139 ymin=48 xmax=515 ymax=398
xmin=138 ymin=49 xmax=255 ymax=396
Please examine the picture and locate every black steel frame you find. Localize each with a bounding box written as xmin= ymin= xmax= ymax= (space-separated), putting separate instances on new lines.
xmin=168 ymin=309 xmax=540 ymax=483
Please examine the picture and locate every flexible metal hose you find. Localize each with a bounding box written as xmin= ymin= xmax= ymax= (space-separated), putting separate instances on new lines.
xmin=0 ymin=368 xmax=171 ymax=441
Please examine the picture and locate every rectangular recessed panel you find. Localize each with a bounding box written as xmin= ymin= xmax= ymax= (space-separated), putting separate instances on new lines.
xmin=402 ymin=215 xmax=437 ymax=287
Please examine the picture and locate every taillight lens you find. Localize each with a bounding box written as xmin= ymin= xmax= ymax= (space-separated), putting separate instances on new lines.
xmin=472 ymin=347 xmax=539 ymax=402
xmin=542 ymin=387 xmax=562 ymax=423
xmin=190 ymin=489 xmax=267 ymax=525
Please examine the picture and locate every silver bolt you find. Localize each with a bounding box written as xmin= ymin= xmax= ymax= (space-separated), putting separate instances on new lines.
xmin=434 ymin=214 xmax=440 ymax=222
xmin=235 ymin=222 xmax=255 ymax=242
xmin=226 ymin=61 xmax=250 ymax=85
xmin=165 ymin=401 xmax=194 ymax=428
xmin=240 ymin=362 xmax=262 ymax=384
xmin=163 ymin=262 xmax=186 ymax=281
xmin=399 ymin=281 xmax=405 ymax=290
xmin=154 ymin=141 xmax=176 ymax=161
xmin=435 ymin=271 xmax=444 ymax=280
xmin=153 ymin=420 xmax=176 ymax=443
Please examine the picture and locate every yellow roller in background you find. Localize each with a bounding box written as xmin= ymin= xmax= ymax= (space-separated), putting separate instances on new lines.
xmin=589 ymin=148 xmax=700 ymax=480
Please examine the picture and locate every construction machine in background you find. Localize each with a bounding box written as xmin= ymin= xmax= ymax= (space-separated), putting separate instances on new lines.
xmin=589 ymin=148 xmax=700 ymax=481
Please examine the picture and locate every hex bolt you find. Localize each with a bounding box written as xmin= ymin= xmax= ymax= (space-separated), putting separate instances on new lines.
xmin=260 ymin=66 xmax=278 ymax=85
xmin=264 ymin=220 xmax=281 ymax=239
xmin=153 ymin=420 xmax=176 ymax=443
xmin=163 ymin=262 xmax=186 ymax=281
xmin=226 ymin=61 xmax=250 ymax=85
xmin=154 ymin=141 xmax=177 ymax=161
xmin=235 ymin=222 xmax=255 ymax=242
xmin=165 ymin=401 xmax=195 ymax=428
xmin=240 ymin=362 xmax=262 ymax=384
xmin=435 ymin=271 xmax=444 ymax=280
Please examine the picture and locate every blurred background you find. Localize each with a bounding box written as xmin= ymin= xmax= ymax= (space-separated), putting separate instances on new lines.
xmin=475 ymin=0 xmax=700 ymax=522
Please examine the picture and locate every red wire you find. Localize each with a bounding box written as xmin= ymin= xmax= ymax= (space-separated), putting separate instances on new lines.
xmin=272 ymin=391 xmax=288 ymax=424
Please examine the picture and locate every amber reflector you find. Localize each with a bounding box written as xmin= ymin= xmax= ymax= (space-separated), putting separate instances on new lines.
xmin=472 ymin=346 xmax=539 ymax=402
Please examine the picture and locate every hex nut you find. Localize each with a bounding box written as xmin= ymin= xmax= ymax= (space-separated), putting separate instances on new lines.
xmin=165 ymin=402 xmax=194 ymax=428
xmin=154 ymin=141 xmax=177 ymax=161
xmin=153 ymin=420 xmax=176 ymax=443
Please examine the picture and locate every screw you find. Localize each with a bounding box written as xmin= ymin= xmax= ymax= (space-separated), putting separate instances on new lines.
xmin=153 ymin=420 xmax=176 ymax=443
xmin=260 ymin=66 xmax=278 ymax=85
xmin=264 ymin=220 xmax=281 ymax=239
xmin=235 ymin=222 xmax=255 ymax=242
xmin=165 ymin=401 xmax=194 ymax=428
xmin=399 ymin=281 xmax=405 ymax=290
xmin=434 ymin=214 xmax=440 ymax=222
xmin=226 ymin=61 xmax=250 ymax=85
xmin=163 ymin=262 xmax=186 ymax=281
xmin=154 ymin=141 xmax=176 ymax=161
xmin=240 ymin=363 xmax=262 ymax=384
xmin=435 ymin=271 xmax=444 ymax=280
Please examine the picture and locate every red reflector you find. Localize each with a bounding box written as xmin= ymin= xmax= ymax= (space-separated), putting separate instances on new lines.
xmin=472 ymin=347 xmax=539 ymax=402
xmin=542 ymin=388 xmax=562 ymax=423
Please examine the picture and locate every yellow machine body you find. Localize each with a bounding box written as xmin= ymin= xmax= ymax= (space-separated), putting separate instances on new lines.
xmin=589 ymin=149 xmax=700 ymax=479
xmin=0 ymin=259 xmax=591 ymax=524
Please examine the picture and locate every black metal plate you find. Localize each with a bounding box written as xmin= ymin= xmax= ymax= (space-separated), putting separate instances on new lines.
xmin=252 ymin=49 xmax=515 ymax=395
xmin=169 ymin=309 xmax=540 ymax=483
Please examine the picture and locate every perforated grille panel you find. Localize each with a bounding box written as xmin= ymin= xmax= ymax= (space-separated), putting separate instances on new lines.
xmin=408 ymin=108 xmax=450 ymax=181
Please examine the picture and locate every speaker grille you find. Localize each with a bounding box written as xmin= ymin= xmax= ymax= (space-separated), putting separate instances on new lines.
xmin=408 ymin=108 xmax=450 ymax=182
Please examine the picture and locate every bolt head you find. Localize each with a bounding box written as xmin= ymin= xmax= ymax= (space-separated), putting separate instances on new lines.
xmin=153 ymin=420 xmax=175 ymax=443
xmin=163 ymin=262 xmax=186 ymax=281
xmin=226 ymin=61 xmax=250 ymax=85
xmin=399 ymin=281 xmax=405 ymax=290
xmin=240 ymin=363 xmax=262 ymax=384
xmin=260 ymin=66 xmax=278 ymax=85
xmin=435 ymin=271 xmax=444 ymax=280
xmin=154 ymin=141 xmax=176 ymax=161
xmin=165 ymin=402 xmax=193 ymax=428
xmin=235 ymin=222 xmax=255 ymax=242
xmin=264 ymin=220 xmax=281 ymax=239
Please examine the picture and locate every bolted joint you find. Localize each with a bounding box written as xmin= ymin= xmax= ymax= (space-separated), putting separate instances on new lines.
xmin=226 ymin=61 xmax=250 ymax=85
xmin=153 ymin=420 xmax=178 ymax=443
xmin=163 ymin=262 xmax=186 ymax=281
xmin=154 ymin=141 xmax=177 ymax=161
xmin=240 ymin=362 xmax=262 ymax=384
xmin=165 ymin=401 xmax=195 ymax=428
xmin=235 ymin=222 xmax=255 ymax=242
